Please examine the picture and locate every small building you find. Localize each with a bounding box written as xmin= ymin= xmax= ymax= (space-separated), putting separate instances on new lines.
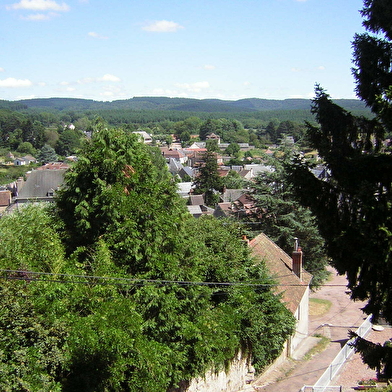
xmin=178 ymin=166 xmax=195 ymax=181
xmin=15 ymin=169 xmax=67 ymax=204
xmin=0 ymin=190 xmax=12 ymax=213
xmin=206 ymin=133 xmax=221 ymax=143
xmin=249 ymin=233 xmax=312 ymax=356
xmin=160 ymin=147 xmax=188 ymax=164
xmin=213 ymin=202 xmax=233 ymax=218
xmin=14 ymin=155 xmax=37 ymax=166
xmin=133 ymin=131 xmax=152 ymax=144
xmin=176 ymin=182 xmax=194 ymax=198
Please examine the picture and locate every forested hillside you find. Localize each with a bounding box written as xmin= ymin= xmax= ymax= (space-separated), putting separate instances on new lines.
xmin=11 ymin=96 xmax=368 ymax=113
xmin=0 ymin=95 xmax=373 ymax=164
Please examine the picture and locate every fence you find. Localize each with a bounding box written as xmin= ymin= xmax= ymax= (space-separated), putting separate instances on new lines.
xmin=300 ymin=387 xmax=350 ymax=392
xmin=300 ymin=314 xmax=373 ymax=392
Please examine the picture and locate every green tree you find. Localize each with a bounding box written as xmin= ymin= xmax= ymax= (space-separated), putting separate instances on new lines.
xmin=199 ymin=119 xmax=221 ymax=140
xmin=56 ymin=128 xmax=83 ymax=156
xmin=250 ymin=149 xmax=329 ymax=286
xmin=37 ymin=144 xmax=58 ymax=163
xmin=352 ymin=0 xmax=392 ymax=130
xmin=0 ymin=204 xmax=65 ymax=274
xmin=21 ymin=120 xmax=45 ymax=149
xmin=265 ymin=120 xmax=279 ymax=143
xmin=223 ymin=170 xmax=248 ymax=189
xmin=56 ymin=124 xmax=187 ymax=275
xmin=0 ymin=205 xmax=68 ymax=390
xmin=0 ymin=128 xmax=296 ymax=390
xmin=193 ymin=150 xmax=223 ymax=207
xmin=0 ymin=280 xmax=67 ymax=392
xmin=174 ymin=116 xmax=201 ymax=139
xmin=16 ymin=141 xmax=36 ymax=155
xmin=287 ymin=0 xmax=392 ymax=325
xmin=225 ymin=142 xmax=241 ymax=157
xmin=205 ymin=138 xmax=219 ymax=152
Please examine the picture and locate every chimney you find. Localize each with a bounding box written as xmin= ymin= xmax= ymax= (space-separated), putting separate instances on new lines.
xmin=242 ymin=235 xmax=250 ymax=246
xmin=292 ymin=237 xmax=303 ymax=281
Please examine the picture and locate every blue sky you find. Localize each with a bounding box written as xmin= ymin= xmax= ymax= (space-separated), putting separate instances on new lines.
xmin=1 ymin=0 xmax=365 ymax=102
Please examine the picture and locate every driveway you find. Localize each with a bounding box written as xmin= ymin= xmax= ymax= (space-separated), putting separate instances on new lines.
xmin=251 ymin=267 xmax=380 ymax=392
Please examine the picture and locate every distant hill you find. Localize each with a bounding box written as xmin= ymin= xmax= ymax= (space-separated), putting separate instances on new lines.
xmin=13 ymin=96 xmax=368 ymax=113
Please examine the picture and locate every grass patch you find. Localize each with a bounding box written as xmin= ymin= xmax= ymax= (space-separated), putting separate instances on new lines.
xmin=309 ymin=298 xmax=332 ymax=317
xmin=303 ymin=336 xmax=330 ymax=361
xmin=0 ymin=164 xmax=32 ymax=186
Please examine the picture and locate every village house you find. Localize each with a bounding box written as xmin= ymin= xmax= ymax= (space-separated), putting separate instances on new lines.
xmin=14 ymin=169 xmax=67 ymax=205
xmin=249 ymin=233 xmax=312 ymax=356
xmin=160 ymin=147 xmax=188 ymax=164
xmin=0 ymin=190 xmax=12 ymax=214
xmin=14 ymin=155 xmax=37 ymax=166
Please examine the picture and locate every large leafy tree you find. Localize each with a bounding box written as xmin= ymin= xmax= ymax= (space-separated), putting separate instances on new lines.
xmin=55 ymin=128 xmax=83 ymax=156
xmin=56 ymin=123 xmax=187 ymax=276
xmin=288 ymin=0 xmax=392 ymax=324
xmin=0 ymin=124 xmax=296 ymax=390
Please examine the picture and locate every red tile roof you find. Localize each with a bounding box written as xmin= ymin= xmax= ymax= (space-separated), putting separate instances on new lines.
xmin=249 ymin=233 xmax=312 ymax=314
xmin=0 ymin=190 xmax=11 ymax=207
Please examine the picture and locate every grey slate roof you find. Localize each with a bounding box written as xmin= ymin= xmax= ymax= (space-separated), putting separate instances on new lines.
xmin=17 ymin=170 xmax=66 ymax=199
xmin=221 ymin=189 xmax=247 ymax=202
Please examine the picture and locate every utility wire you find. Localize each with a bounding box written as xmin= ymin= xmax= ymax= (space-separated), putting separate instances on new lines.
xmin=0 ymin=269 xmax=350 ymax=288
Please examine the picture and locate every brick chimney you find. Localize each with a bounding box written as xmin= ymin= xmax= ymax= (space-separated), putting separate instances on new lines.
xmin=292 ymin=237 xmax=303 ymax=282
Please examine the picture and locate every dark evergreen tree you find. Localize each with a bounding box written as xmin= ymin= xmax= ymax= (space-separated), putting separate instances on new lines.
xmin=199 ymin=119 xmax=221 ymax=140
xmin=287 ymin=0 xmax=392 ymax=327
xmin=192 ymin=150 xmax=223 ymax=207
xmin=37 ymin=144 xmax=58 ymax=164
xmin=250 ymin=147 xmax=329 ymax=286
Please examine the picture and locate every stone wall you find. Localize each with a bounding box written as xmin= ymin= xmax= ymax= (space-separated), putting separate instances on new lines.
xmin=184 ymin=351 xmax=254 ymax=392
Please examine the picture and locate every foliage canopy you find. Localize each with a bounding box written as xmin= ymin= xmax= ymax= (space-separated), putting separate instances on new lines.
xmin=0 ymin=125 xmax=295 ymax=390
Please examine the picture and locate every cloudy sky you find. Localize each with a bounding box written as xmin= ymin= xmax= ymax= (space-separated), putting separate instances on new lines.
xmin=1 ymin=0 xmax=364 ymax=102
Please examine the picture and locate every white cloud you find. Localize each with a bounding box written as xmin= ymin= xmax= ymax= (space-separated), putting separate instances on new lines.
xmin=15 ymin=94 xmax=37 ymax=100
xmin=243 ymin=81 xmax=251 ymax=86
xmin=66 ymin=87 xmax=76 ymax=92
xmin=203 ymin=65 xmax=216 ymax=70
xmin=142 ymin=20 xmax=184 ymax=33
xmin=175 ymin=81 xmax=210 ymax=93
xmin=77 ymin=77 xmax=95 ymax=84
xmin=60 ymin=81 xmax=69 ymax=85
xmin=77 ymin=74 xmax=121 ymax=84
xmin=21 ymin=12 xmax=59 ymax=20
xmin=150 ymin=88 xmax=180 ymax=96
xmin=88 ymin=31 xmax=108 ymax=39
xmin=291 ymin=67 xmax=302 ymax=72
xmin=317 ymin=65 xmax=325 ymax=70
xmin=0 ymin=68 xmax=4 ymax=72
xmin=99 ymin=74 xmax=121 ymax=82
xmin=7 ymin=0 xmax=70 ymax=12
xmin=0 ymin=77 xmax=33 ymax=88
xmin=100 ymin=91 xmax=114 ymax=97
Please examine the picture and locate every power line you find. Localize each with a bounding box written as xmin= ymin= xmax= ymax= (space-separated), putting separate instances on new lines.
xmin=0 ymin=269 xmax=349 ymax=288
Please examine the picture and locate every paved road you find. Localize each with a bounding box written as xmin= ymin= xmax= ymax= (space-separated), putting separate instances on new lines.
xmin=252 ymin=267 xmax=370 ymax=392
